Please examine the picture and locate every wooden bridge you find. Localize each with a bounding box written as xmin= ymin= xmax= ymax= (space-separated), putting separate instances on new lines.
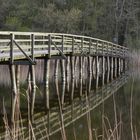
xmin=0 ymin=31 xmax=128 ymax=62
xmin=0 ymin=31 xmax=129 ymax=139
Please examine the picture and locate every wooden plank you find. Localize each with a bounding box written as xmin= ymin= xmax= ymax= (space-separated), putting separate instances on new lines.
xmin=0 ymin=31 xmax=128 ymax=63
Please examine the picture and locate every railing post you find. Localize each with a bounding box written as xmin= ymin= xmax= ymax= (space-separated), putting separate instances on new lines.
xmin=10 ymin=33 xmax=14 ymax=64
xmin=31 ymin=34 xmax=35 ymax=61
xmin=48 ymin=34 xmax=51 ymax=58
xmin=111 ymin=44 xmax=114 ymax=57
xmin=102 ymin=42 xmax=104 ymax=55
xmin=81 ymin=37 xmax=84 ymax=49
xmin=107 ymin=43 xmax=109 ymax=56
xmin=96 ymin=41 xmax=98 ymax=55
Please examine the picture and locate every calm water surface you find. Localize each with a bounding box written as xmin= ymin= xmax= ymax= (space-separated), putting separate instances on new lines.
xmin=50 ymin=69 xmax=140 ymax=140
xmin=0 ymin=62 xmax=139 ymax=140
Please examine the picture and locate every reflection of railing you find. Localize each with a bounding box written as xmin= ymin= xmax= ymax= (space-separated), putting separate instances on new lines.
xmin=0 ymin=32 xmax=129 ymax=63
xmin=0 ymin=72 xmax=128 ymax=139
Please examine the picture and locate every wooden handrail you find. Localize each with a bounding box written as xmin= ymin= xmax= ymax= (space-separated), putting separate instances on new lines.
xmin=0 ymin=31 xmax=129 ymax=62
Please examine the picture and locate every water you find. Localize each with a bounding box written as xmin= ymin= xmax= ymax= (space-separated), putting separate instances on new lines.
xmin=0 ymin=59 xmax=139 ymax=140
xmin=50 ymin=70 xmax=140 ymax=140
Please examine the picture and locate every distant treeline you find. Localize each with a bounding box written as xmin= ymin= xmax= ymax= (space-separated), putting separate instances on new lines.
xmin=0 ymin=0 xmax=139 ymax=48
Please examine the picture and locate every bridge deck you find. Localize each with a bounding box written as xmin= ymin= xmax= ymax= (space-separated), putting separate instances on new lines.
xmin=0 ymin=32 xmax=129 ymax=63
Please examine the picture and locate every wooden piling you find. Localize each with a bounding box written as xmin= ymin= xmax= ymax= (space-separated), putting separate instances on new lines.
xmin=88 ymin=56 xmax=92 ymax=76
xmin=107 ymin=56 xmax=110 ymax=83
xmin=92 ymin=57 xmax=96 ymax=79
xmin=88 ymin=56 xmax=92 ymax=93
xmin=66 ymin=56 xmax=70 ymax=92
xmin=118 ymin=58 xmax=121 ymax=76
xmin=79 ymin=56 xmax=83 ymax=97
xmin=54 ymin=59 xmax=59 ymax=79
xmin=111 ymin=57 xmax=114 ymax=80
xmin=29 ymin=65 xmax=36 ymax=122
xmin=70 ymin=56 xmax=75 ymax=100
xmin=15 ymin=65 xmax=20 ymax=139
xmin=120 ymin=59 xmax=123 ymax=73
xmin=9 ymin=64 xmax=19 ymax=138
xmin=82 ymin=57 xmax=86 ymax=86
xmin=44 ymin=58 xmax=50 ymax=111
xmin=60 ymin=59 xmax=66 ymax=82
xmin=70 ymin=56 xmax=75 ymax=79
xmin=114 ymin=58 xmax=117 ymax=78
xmin=60 ymin=59 xmax=66 ymax=107
xmin=95 ymin=56 xmax=99 ymax=89
xmin=102 ymin=56 xmax=105 ymax=86
xmin=75 ymin=56 xmax=79 ymax=88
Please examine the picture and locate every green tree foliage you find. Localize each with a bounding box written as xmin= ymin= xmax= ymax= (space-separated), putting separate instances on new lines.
xmin=0 ymin=0 xmax=139 ymax=48
xmin=33 ymin=4 xmax=81 ymax=33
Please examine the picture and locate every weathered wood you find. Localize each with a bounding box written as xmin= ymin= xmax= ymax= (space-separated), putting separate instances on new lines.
xmin=9 ymin=64 xmax=19 ymax=139
xmin=0 ymin=32 xmax=128 ymax=63
xmin=31 ymin=34 xmax=35 ymax=60
xmin=48 ymin=34 xmax=51 ymax=58
xmin=120 ymin=59 xmax=123 ymax=73
xmin=15 ymin=65 xmax=20 ymax=138
xmin=88 ymin=56 xmax=92 ymax=76
xmin=72 ymin=36 xmax=74 ymax=54
xmin=44 ymin=58 xmax=50 ymax=111
xmin=70 ymin=56 xmax=75 ymax=80
xmin=92 ymin=57 xmax=96 ymax=79
xmin=114 ymin=58 xmax=117 ymax=78
xmin=95 ymin=56 xmax=99 ymax=89
xmin=61 ymin=35 xmax=64 ymax=52
xmin=111 ymin=57 xmax=114 ymax=80
xmin=107 ymin=56 xmax=110 ymax=83
xmin=118 ymin=58 xmax=121 ymax=76
xmin=10 ymin=33 xmax=14 ymax=64
xmin=60 ymin=59 xmax=66 ymax=107
xmin=54 ymin=59 xmax=59 ymax=79
xmin=82 ymin=57 xmax=86 ymax=86
xmin=79 ymin=56 xmax=83 ymax=97
xmin=87 ymin=56 xmax=92 ymax=93
xmin=13 ymin=40 xmax=35 ymax=64
xmin=66 ymin=56 xmax=70 ymax=92
xmin=70 ymin=56 xmax=75 ymax=100
xmin=14 ymin=65 xmax=20 ymax=140
xmin=102 ymin=56 xmax=105 ymax=86
xmin=61 ymin=60 xmax=66 ymax=81
xmin=74 ymin=56 xmax=79 ymax=88
xmin=29 ymin=65 xmax=36 ymax=122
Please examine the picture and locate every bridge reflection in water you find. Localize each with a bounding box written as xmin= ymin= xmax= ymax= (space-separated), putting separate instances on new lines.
xmin=0 ymin=67 xmax=129 ymax=140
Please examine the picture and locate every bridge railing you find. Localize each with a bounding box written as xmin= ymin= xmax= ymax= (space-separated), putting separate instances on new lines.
xmin=0 ymin=31 xmax=129 ymax=62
